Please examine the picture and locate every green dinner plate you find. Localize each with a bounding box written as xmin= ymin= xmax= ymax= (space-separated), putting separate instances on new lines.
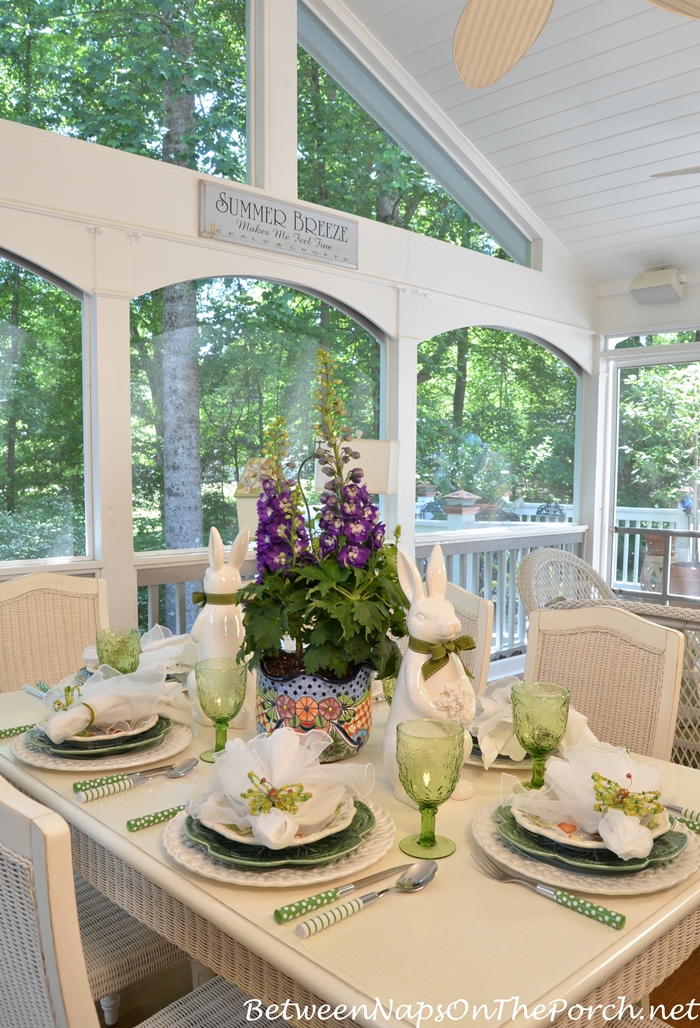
xmin=495 ymin=806 xmax=688 ymax=875
xmin=25 ymin=717 xmax=173 ymax=759
xmin=183 ymin=800 xmax=376 ymax=870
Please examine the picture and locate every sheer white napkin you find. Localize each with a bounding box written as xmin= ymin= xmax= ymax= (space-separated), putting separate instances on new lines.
xmin=82 ymin=625 xmax=198 ymax=669
xmin=469 ymin=677 xmax=598 ymax=769
xmin=504 ymin=742 xmax=666 ymax=860
xmin=192 ymin=728 xmax=375 ymax=850
xmin=39 ymin=665 xmax=194 ymax=743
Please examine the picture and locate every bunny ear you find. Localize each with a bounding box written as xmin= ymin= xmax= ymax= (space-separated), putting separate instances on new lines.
xmin=228 ymin=526 xmax=250 ymax=569
xmin=425 ymin=544 xmax=447 ymax=599
xmin=397 ymin=549 xmax=424 ymax=605
xmin=208 ymin=526 xmax=224 ymax=571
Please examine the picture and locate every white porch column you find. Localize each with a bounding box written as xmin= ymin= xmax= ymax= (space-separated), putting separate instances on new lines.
xmin=84 ymin=293 xmax=137 ymax=626
xmin=246 ymin=0 xmax=298 ymax=199
xmin=383 ymin=336 xmax=418 ymax=557
xmin=576 ymin=347 xmax=611 ymax=576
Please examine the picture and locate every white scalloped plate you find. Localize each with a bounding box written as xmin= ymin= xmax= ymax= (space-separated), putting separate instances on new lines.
xmin=200 ymin=794 xmax=357 ymax=847
xmin=11 ymin=724 xmax=193 ymax=771
xmin=162 ymin=800 xmax=395 ymax=887
xmin=472 ymin=801 xmax=700 ymax=895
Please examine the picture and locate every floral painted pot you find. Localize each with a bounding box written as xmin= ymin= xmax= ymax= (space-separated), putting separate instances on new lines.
xmin=255 ymin=662 xmax=373 ymax=762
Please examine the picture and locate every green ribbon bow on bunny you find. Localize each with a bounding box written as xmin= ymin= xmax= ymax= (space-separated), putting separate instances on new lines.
xmin=408 ymin=634 xmax=475 ymax=680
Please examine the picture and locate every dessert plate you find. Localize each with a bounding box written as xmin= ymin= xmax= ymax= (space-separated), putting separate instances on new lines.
xmin=471 ymin=802 xmax=700 ymax=895
xmin=200 ymin=794 xmax=356 ymax=847
xmin=25 ymin=717 xmax=173 ymax=758
xmin=11 ymin=722 xmax=192 ymax=771
xmin=66 ymin=713 xmax=159 ymax=745
xmin=511 ymin=806 xmax=672 ymax=850
xmin=185 ymin=800 xmax=375 ymax=869
xmin=163 ymin=800 xmax=395 ymax=887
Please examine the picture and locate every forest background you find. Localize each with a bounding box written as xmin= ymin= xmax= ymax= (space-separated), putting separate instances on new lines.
xmin=0 ymin=0 xmax=689 ymax=583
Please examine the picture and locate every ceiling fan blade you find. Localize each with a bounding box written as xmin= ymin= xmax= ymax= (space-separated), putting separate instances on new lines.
xmin=651 ymin=166 xmax=700 ymax=177
xmin=453 ymin=0 xmax=554 ymax=89
xmin=644 ymin=0 xmax=700 ymax=18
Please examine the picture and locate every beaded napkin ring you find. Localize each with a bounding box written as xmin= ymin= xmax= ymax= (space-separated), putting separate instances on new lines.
xmin=127 ymin=806 xmax=184 ymax=832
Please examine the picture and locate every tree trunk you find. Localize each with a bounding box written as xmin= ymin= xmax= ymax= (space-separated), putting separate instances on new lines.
xmin=452 ymin=328 xmax=469 ymax=430
xmin=6 ymin=267 xmax=20 ymax=513
xmin=161 ymin=6 xmax=202 ymax=629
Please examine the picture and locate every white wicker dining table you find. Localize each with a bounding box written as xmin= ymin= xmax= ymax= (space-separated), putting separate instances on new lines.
xmin=3 ymin=689 xmax=700 ymax=1028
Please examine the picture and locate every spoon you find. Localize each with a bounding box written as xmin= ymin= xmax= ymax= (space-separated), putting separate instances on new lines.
xmin=128 ymin=757 xmax=198 ymax=786
xmin=296 ymin=860 xmax=438 ymax=938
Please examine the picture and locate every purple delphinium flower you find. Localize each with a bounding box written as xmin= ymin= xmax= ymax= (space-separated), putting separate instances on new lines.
xmin=371 ymin=524 xmax=386 ymax=550
xmin=338 ymin=544 xmax=371 ymax=569
xmin=345 ymin=518 xmax=372 ymax=544
xmin=255 ymin=477 xmax=311 ymax=579
xmin=319 ymin=532 xmax=339 ymax=556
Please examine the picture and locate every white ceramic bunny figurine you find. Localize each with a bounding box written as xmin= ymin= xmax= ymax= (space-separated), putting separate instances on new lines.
xmin=189 ymin=525 xmax=254 ymax=728
xmin=383 ymin=543 xmax=475 ymax=805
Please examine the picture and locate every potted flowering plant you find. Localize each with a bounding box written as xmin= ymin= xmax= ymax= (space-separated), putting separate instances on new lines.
xmin=237 ymin=351 xmax=407 ymax=760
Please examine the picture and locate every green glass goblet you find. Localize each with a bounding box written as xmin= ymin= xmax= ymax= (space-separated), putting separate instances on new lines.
xmin=510 ymin=682 xmax=570 ymax=790
xmin=195 ymin=658 xmax=247 ymax=763
xmin=396 ymin=719 xmax=465 ymax=859
xmin=96 ymin=628 xmax=141 ymax=674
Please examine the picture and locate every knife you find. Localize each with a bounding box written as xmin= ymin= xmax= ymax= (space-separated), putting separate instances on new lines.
xmin=273 ymin=863 xmax=412 ymax=924
xmin=666 ymin=803 xmax=700 ymax=823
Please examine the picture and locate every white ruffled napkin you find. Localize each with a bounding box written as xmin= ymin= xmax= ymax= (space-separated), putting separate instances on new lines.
xmin=469 ymin=677 xmax=598 ymax=769
xmin=39 ymin=665 xmax=194 ymax=743
xmin=505 ymin=743 xmax=666 ymax=860
xmin=82 ymin=625 xmax=198 ymax=670
xmin=193 ymin=727 xmax=374 ymax=850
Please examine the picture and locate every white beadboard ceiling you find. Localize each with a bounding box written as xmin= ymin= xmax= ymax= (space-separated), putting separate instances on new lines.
xmin=338 ymin=0 xmax=700 ymax=284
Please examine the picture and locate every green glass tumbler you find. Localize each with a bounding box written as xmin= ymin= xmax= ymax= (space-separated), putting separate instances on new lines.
xmin=96 ymin=628 xmax=141 ymax=674
xmin=195 ymin=658 xmax=247 ymax=763
xmin=511 ymin=682 xmax=570 ymax=789
xmin=396 ymin=719 xmax=465 ymax=859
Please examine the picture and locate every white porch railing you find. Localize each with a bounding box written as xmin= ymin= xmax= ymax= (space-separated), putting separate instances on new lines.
xmin=414 ymin=522 xmax=587 ymax=659
xmin=613 ymin=507 xmax=687 ymax=589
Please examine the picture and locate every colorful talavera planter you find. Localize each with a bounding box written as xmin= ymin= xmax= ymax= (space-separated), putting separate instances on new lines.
xmin=255 ymin=661 xmax=373 ymax=762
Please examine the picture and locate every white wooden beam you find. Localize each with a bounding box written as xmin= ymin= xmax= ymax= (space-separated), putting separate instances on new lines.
xmin=247 ymin=0 xmax=298 ymax=200
xmin=84 ymin=293 xmax=138 ymax=626
xmin=383 ymin=336 xmax=418 ymax=558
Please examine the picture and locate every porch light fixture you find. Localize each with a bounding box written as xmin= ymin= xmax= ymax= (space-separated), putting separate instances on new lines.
xmin=630 ymin=268 xmax=685 ymax=304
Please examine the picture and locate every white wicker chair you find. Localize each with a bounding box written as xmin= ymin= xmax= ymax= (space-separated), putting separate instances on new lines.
xmin=0 ymin=776 xmax=278 ymax=1028
xmin=444 ymin=582 xmax=494 ymax=694
xmin=0 ymin=572 xmax=109 ymax=691
xmin=517 ymin=548 xmax=615 ymax=615
xmin=524 ymin=607 xmax=684 ymax=760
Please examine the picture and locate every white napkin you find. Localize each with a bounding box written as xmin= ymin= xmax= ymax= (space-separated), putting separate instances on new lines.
xmin=468 ymin=677 xmax=598 ymax=770
xmin=39 ymin=665 xmax=194 ymax=743
xmin=193 ymin=727 xmax=374 ymax=850
xmin=505 ymin=742 xmax=665 ymax=860
xmin=82 ymin=625 xmax=198 ymax=669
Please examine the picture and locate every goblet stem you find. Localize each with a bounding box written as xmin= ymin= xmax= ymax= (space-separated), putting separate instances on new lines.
xmin=528 ymin=755 xmax=546 ymax=790
xmin=214 ymin=720 xmax=229 ymax=753
xmin=418 ymin=806 xmax=437 ymax=847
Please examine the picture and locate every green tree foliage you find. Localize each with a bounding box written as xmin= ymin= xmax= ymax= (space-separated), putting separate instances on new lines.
xmin=297 ymin=50 xmax=512 ymax=259
xmin=617 ymin=362 xmax=700 ymax=509
xmin=417 ymin=328 xmax=577 ymax=504
xmin=0 ymin=0 xmax=246 ymax=177
xmin=0 ymin=261 xmax=84 ymax=557
xmin=130 ymin=280 xmax=380 ymax=550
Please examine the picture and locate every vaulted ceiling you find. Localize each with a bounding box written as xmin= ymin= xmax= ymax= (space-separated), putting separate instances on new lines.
xmin=337 ymin=0 xmax=700 ymax=285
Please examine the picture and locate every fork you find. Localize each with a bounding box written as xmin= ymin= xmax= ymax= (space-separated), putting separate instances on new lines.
xmin=471 ymin=849 xmax=626 ymax=929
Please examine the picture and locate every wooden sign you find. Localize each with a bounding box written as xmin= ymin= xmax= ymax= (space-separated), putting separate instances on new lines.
xmin=199 ymin=182 xmax=358 ymax=268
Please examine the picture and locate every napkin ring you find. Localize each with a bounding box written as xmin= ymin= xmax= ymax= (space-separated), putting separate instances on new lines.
xmin=82 ymin=703 xmax=96 ymax=730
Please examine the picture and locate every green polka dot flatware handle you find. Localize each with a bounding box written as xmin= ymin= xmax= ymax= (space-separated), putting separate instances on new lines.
xmin=126 ymin=806 xmax=184 ymax=832
xmin=73 ymin=773 xmax=128 ymax=794
xmin=0 ymin=724 xmax=35 ymax=739
xmin=274 ymin=889 xmax=341 ymax=924
xmin=677 ymin=815 xmax=700 ymax=834
xmin=537 ymin=885 xmax=625 ymax=929
xmin=77 ymin=779 xmax=136 ymax=803
xmin=296 ymin=897 xmax=364 ymax=938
